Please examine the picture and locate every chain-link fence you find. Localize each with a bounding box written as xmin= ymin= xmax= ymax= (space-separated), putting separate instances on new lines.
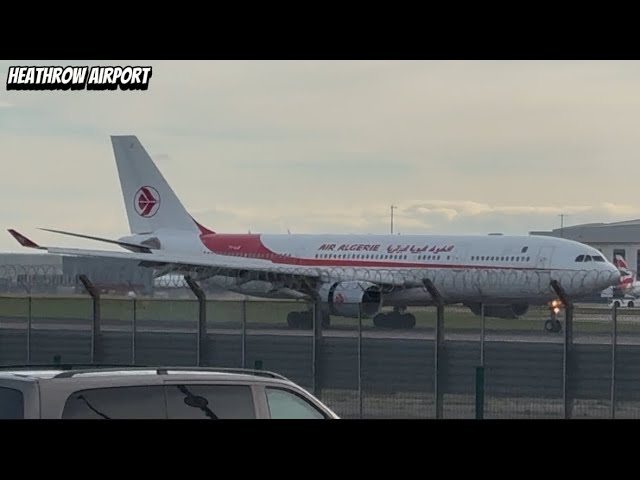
xmin=0 ymin=261 xmax=622 ymax=299
xmin=0 ymin=287 xmax=636 ymax=418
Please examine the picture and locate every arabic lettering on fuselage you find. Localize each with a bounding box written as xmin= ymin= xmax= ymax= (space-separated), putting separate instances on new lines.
xmin=317 ymin=243 xmax=455 ymax=254
xmin=386 ymin=244 xmax=454 ymax=254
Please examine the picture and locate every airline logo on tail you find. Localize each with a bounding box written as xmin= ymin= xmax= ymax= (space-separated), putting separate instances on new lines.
xmin=613 ymin=254 xmax=635 ymax=288
xmin=134 ymin=186 xmax=160 ymax=218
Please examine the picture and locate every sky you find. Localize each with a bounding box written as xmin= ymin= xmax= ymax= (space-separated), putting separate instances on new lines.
xmin=1 ymin=60 xmax=640 ymax=253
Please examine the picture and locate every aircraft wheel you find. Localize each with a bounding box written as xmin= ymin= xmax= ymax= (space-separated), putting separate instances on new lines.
xmin=544 ymin=319 xmax=562 ymax=333
xmin=373 ymin=313 xmax=390 ymax=328
xmin=373 ymin=312 xmax=415 ymax=329
xmin=299 ymin=312 xmax=313 ymax=330
xmin=401 ymin=313 xmax=416 ymax=329
xmin=287 ymin=312 xmax=301 ymax=328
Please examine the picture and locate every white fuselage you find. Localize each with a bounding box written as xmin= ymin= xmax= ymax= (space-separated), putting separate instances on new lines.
xmin=120 ymin=230 xmax=621 ymax=306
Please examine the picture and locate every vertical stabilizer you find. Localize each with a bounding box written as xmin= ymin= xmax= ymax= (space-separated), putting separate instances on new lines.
xmin=111 ymin=135 xmax=202 ymax=235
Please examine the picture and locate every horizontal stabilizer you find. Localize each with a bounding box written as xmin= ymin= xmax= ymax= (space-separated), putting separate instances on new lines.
xmin=38 ymin=228 xmax=153 ymax=253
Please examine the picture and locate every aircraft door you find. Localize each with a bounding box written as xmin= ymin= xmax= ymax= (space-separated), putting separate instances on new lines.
xmin=536 ymin=246 xmax=555 ymax=269
xmin=453 ymin=244 xmax=470 ymax=263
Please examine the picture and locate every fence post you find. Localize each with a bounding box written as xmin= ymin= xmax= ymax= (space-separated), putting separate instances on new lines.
xmin=358 ymin=303 xmax=363 ymax=419
xmin=241 ymin=300 xmax=247 ymax=368
xmin=18 ymin=279 xmax=32 ymax=364
xmin=480 ymin=302 xmax=485 ymax=367
xmin=312 ymin=302 xmax=323 ymax=397
xmin=423 ymin=279 xmax=445 ymax=419
xmin=475 ymin=366 xmax=485 ymax=419
xmin=79 ymin=275 xmax=100 ymax=364
xmin=550 ymin=279 xmax=573 ymax=420
xmin=131 ymin=297 xmax=137 ymax=365
xmin=26 ymin=295 xmax=32 ymax=364
xmin=610 ymin=302 xmax=618 ymax=419
xmin=185 ymin=276 xmax=207 ymax=367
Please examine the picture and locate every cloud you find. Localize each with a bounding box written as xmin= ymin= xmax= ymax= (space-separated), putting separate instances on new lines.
xmin=3 ymin=197 xmax=640 ymax=254
xmin=188 ymin=200 xmax=640 ymax=238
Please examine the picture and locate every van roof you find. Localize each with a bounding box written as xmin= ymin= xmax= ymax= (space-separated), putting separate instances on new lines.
xmin=0 ymin=365 xmax=292 ymax=383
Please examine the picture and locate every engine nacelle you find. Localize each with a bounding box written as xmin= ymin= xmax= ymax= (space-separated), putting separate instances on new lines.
xmin=465 ymin=302 xmax=529 ymax=319
xmin=317 ymin=281 xmax=382 ymax=318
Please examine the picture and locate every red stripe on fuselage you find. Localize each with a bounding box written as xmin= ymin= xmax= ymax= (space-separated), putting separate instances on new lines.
xmin=199 ymin=233 xmax=569 ymax=271
xmin=201 ymin=233 xmax=272 ymax=255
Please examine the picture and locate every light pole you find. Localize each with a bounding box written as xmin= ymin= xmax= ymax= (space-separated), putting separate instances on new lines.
xmin=559 ymin=214 xmax=567 ymax=237
xmin=391 ymin=205 xmax=397 ymax=234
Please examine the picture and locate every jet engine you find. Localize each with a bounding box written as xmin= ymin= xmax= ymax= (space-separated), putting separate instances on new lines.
xmin=317 ymin=281 xmax=383 ymax=318
xmin=465 ymin=302 xmax=529 ymax=319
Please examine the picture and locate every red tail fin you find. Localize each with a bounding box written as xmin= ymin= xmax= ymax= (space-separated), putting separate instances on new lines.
xmin=614 ymin=254 xmax=629 ymax=270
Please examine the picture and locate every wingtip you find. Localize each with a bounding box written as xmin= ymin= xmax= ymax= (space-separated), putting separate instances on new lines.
xmin=7 ymin=229 xmax=42 ymax=249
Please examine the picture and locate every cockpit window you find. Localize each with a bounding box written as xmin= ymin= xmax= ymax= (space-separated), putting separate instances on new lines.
xmin=575 ymin=255 xmax=584 ymax=262
xmin=592 ymin=255 xmax=605 ymax=262
xmin=584 ymin=255 xmax=592 ymax=262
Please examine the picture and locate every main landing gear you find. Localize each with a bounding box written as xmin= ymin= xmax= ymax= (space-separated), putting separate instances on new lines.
xmin=544 ymin=299 xmax=563 ymax=333
xmin=286 ymin=310 xmax=330 ymax=329
xmin=373 ymin=307 xmax=416 ymax=329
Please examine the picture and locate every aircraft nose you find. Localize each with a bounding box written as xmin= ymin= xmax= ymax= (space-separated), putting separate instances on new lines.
xmin=606 ymin=264 xmax=621 ymax=285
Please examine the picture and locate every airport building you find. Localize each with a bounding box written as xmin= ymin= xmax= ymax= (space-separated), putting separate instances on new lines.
xmin=0 ymin=252 xmax=153 ymax=294
xmin=0 ymin=252 xmax=233 ymax=298
xmin=530 ymin=219 xmax=640 ymax=273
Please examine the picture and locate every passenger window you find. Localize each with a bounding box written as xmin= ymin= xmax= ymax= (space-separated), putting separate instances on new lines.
xmin=62 ymin=386 xmax=167 ymax=419
xmin=165 ymin=384 xmax=256 ymax=419
xmin=265 ymin=387 xmax=326 ymax=419
xmin=0 ymin=386 xmax=24 ymax=419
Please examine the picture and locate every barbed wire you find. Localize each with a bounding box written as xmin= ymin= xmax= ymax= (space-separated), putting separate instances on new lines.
xmin=0 ymin=263 xmax=622 ymax=301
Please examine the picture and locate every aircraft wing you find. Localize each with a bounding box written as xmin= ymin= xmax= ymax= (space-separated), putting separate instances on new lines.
xmin=37 ymin=228 xmax=153 ymax=253
xmin=7 ymin=229 xmax=427 ymax=291
xmin=47 ymin=245 xmax=322 ymax=278
xmin=8 ymin=229 xmax=325 ymax=286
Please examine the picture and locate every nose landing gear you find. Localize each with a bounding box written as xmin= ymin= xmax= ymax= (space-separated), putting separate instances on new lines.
xmin=544 ymin=299 xmax=563 ymax=333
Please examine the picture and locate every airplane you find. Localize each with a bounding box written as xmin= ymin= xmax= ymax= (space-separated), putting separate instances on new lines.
xmin=601 ymin=254 xmax=640 ymax=299
xmin=8 ymin=135 xmax=622 ymax=334
xmin=612 ymin=255 xmax=640 ymax=295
